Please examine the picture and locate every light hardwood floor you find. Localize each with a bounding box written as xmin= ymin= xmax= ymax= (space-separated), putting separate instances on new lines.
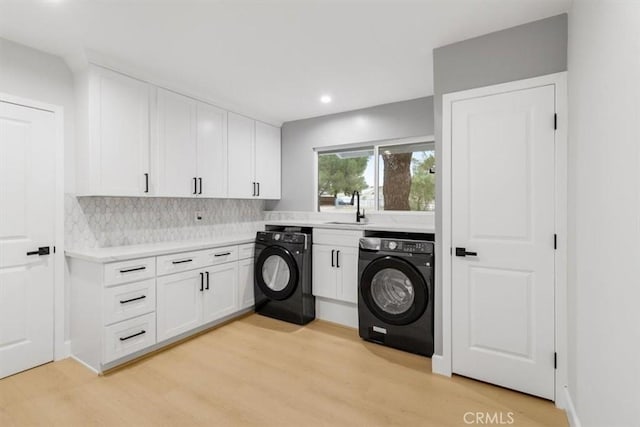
xmin=0 ymin=314 xmax=567 ymax=426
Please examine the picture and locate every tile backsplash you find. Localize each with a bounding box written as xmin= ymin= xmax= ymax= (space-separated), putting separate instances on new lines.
xmin=65 ymin=194 xmax=265 ymax=249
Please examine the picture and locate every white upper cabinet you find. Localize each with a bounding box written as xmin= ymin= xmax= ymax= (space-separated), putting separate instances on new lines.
xmin=227 ymin=112 xmax=281 ymax=199
xmin=155 ymin=88 xmax=198 ymax=197
xmin=197 ymin=102 xmax=227 ymax=198
xmin=227 ymin=112 xmax=255 ymax=198
xmin=154 ymin=89 xmax=228 ymax=198
xmin=77 ymin=65 xmax=151 ymax=196
xmin=255 ymin=121 xmax=281 ymax=199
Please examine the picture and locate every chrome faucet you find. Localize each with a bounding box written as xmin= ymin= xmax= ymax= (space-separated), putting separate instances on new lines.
xmin=350 ymin=191 xmax=366 ymax=223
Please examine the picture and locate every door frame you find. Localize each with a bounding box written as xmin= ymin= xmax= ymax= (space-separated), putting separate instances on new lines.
xmin=0 ymin=92 xmax=66 ymax=361
xmin=435 ymin=72 xmax=568 ymax=408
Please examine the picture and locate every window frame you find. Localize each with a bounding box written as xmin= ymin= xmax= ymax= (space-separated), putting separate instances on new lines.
xmin=313 ymin=135 xmax=435 ymax=213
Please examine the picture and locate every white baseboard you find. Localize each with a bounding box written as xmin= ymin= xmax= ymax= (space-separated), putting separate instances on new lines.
xmin=70 ymin=355 xmax=100 ymax=375
xmin=563 ymin=387 xmax=581 ymax=427
xmin=431 ymin=354 xmax=451 ymax=377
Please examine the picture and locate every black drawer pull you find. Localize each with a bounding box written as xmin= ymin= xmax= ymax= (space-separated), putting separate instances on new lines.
xmin=119 ymin=266 xmax=146 ymax=273
xmin=214 ymin=252 xmax=231 ymax=257
xmin=172 ymin=259 xmax=193 ymax=265
xmin=119 ymin=330 xmax=146 ymax=341
xmin=119 ymin=295 xmax=146 ymax=304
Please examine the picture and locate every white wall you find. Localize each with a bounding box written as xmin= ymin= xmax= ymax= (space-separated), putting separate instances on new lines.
xmin=0 ymin=38 xmax=75 ymax=192
xmin=567 ymin=1 xmax=640 ymax=425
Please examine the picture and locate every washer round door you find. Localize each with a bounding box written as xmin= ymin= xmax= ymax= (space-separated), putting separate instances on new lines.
xmin=360 ymin=256 xmax=429 ymax=325
xmin=255 ymin=246 xmax=299 ymax=300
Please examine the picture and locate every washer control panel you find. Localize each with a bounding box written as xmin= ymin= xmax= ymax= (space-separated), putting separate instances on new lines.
xmin=380 ymin=239 xmax=433 ymax=254
xmin=256 ymin=231 xmax=307 ymax=245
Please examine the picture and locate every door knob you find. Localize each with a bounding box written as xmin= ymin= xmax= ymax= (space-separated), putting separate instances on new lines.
xmin=26 ymin=246 xmax=50 ymax=256
xmin=455 ymin=247 xmax=477 ymax=257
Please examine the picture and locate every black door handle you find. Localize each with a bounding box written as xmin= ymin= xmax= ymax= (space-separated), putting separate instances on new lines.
xmin=336 ymin=250 xmax=340 ymax=268
xmin=252 ymin=182 xmax=256 ymax=196
xmin=256 ymin=182 xmax=260 ymax=197
xmin=331 ymin=250 xmax=335 ymax=267
xmin=144 ymin=173 xmax=149 ymax=193
xmin=198 ymin=177 xmax=202 ymax=195
xmin=455 ymin=247 xmax=478 ymax=257
xmin=205 ymin=271 xmax=210 ymax=290
xmin=26 ymin=246 xmax=50 ymax=256
xmin=193 ymin=177 xmax=197 ymax=195
xmin=200 ymin=272 xmax=204 ymax=292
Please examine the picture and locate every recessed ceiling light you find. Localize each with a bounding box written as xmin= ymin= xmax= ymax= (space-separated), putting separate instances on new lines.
xmin=320 ymin=95 xmax=332 ymax=104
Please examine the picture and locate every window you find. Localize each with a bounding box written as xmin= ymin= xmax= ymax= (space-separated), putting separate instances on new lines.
xmin=316 ymin=139 xmax=435 ymax=212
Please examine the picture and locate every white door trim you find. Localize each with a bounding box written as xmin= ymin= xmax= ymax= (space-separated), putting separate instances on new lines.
xmin=437 ymin=72 xmax=568 ymax=408
xmin=0 ymin=92 xmax=67 ymax=361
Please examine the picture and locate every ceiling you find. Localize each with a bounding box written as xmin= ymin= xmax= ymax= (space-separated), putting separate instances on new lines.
xmin=0 ymin=0 xmax=570 ymax=124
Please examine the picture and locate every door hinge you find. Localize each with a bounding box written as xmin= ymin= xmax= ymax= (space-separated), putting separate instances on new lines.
xmin=554 ymin=352 xmax=557 ymax=369
xmin=554 ymin=113 xmax=558 ymax=130
xmin=554 ymin=234 xmax=557 ymax=250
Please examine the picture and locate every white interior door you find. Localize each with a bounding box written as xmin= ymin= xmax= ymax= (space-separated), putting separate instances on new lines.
xmin=451 ymin=85 xmax=556 ymax=399
xmin=0 ymin=101 xmax=56 ymax=379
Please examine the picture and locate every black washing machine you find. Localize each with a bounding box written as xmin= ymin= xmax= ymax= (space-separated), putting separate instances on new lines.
xmin=358 ymin=234 xmax=434 ymax=356
xmin=254 ymin=229 xmax=315 ymax=325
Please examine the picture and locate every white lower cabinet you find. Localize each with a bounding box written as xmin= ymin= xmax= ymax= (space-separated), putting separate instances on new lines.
xmin=312 ymin=229 xmax=362 ymax=304
xmin=156 ymin=269 xmax=204 ymax=341
xmin=68 ymin=240 xmax=255 ymax=374
xmin=238 ymin=257 xmax=254 ymax=310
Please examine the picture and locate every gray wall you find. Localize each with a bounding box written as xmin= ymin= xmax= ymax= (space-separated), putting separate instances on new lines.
xmin=432 ymin=14 xmax=567 ymax=354
xmin=267 ymin=96 xmax=434 ymax=211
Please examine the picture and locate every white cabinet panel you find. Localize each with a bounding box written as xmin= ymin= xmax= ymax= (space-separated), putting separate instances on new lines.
xmin=254 ymin=121 xmax=281 ymax=199
xmin=156 ymin=269 xmax=203 ymax=341
xmin=227 ymin=112 xmax=255 ymax=198
xmin=312 ymin=245 xmax=337 ymax=299
xmin=80 ymin=65 xmax=151 ymax=196
xmin=202 ymin=263 xmax=238 ymax=323
xmin=336 ymin=246 xmax=359 ymax=304
xmin=156 ymin=88 xmax=198 ymax=197
xmin=238 ymin=258 xmax=254 ymax=310
xmin=197 ymin=103 xmax=227 ymax=198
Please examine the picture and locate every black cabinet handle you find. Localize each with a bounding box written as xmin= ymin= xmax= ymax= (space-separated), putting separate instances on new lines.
xmin=214 ymin=252 xmax=231 ymax=257
xmin=252 ymin=182 xmax=256 ymax=197
xmin=205 ymin=271 xmax=210 ymax=290
xmin=26 ymin=246 xmax=50 ymax=256
xmin=144 ymin=173 xmax=149 ymax=193
xmin=172 ymin=259 xmax=193 ymax=265
xmin=198 ymin=177 xmax=202 ymax=195
xmin=119 ymin=266 xmax=146 ymax=273
xmin=119 ymin=295 xmax=146 ymax=304
xmin=119 ymin=330 xmax=146 ymax=341
xmin=257 ymin=182 xmax=260 ymax=197
xmin=193 ymin=177 xmax=197 ymax=195
xmin=331 ymin=250 xmax=335 ymax=267
xmin=200 ymin=272 xmax=204 ymax=292
xmin=336 ymin=250 xmax=340 ymax=268
xmin=455 ymin=247 xmax=478 ymax=257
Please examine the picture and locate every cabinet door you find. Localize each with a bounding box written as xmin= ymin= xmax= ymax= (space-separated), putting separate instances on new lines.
xmin=312 ymin=245 xmax=337 ymax=299
xmin=336 ymin=246 xmax=359 ymax=304
xmin=254 ymin=121 xmax=281 ymax=199
xmin=227 ymin=112 xmax=255 ymax=198
xmin=156 ymin=269 xmax=203 ymax=341
xmin=156 ymin=88 xmax=198 ymax=197
xmin=91 ymin=66 xmax=150 ymax=196
xmin=197 ymin=102 xmax=227 ymax=198
xmin=202 ymin=263 xmax=238 ymax=324
xmin=238 ymin=258 xmax=254 ymax=310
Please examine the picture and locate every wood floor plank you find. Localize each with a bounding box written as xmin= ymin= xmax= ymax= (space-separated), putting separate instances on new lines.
xmin=0 ymin=314 xmax=567 ymax=426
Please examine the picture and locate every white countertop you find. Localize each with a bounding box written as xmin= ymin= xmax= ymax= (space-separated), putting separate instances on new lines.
xmin=264 ymin=220 xmax=435 ymax=234
xmin=65 ymin=233 xmax=256 ymax=263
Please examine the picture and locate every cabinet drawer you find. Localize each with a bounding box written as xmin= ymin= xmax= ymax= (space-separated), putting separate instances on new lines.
xmin=203 ymin=245 xmax=238 ymax=266
xmin=103 ymin=279 xmax=156 ymax=326
xmin=104 ymin=257 xmax=156 ymax=287
xmin=313 ymin=228 xmax=363 ymax=247
xmin=103 ymin=313 xmax=156 ymax=364
xmin=156 ymin=249 xmax=209 ymax=276
xmin=238 ymin=243 xmax=255 ymax=260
